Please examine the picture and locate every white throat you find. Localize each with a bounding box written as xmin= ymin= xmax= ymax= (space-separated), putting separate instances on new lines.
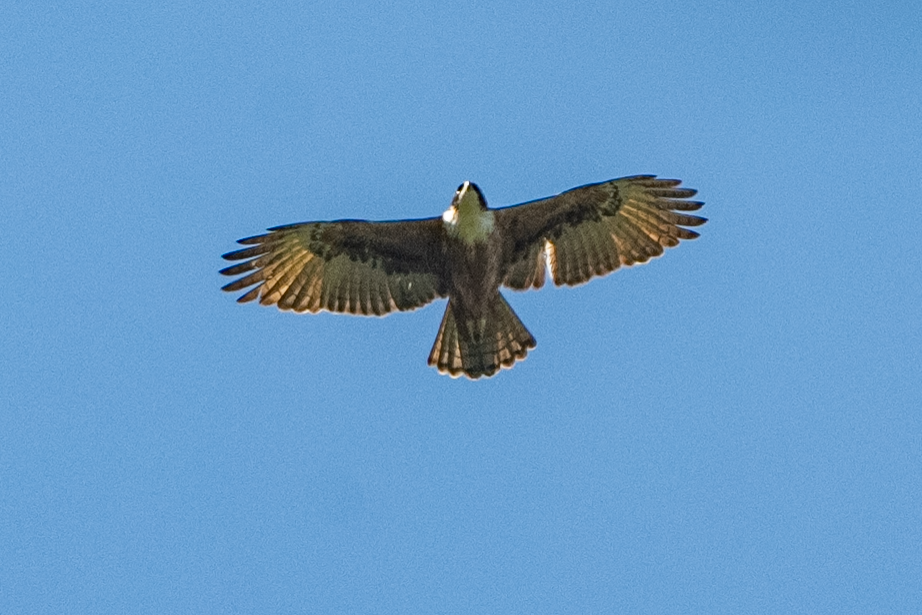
xmin=442 ymin=182 xmax=495 ymax=244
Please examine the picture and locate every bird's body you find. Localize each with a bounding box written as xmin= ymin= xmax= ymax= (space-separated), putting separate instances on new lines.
xmin=221 ymin=175 xmax=706 ymax=379
xmin=431 ymin=182 xmax=534 ymax=378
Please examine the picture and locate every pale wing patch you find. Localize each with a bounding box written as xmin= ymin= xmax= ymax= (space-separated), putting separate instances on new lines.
xmin=545 ymin=240 xmax=557 ymax=284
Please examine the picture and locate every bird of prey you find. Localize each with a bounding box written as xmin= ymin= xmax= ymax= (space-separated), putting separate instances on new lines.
xmin=221 ymin=175 xmax=705 ymax=379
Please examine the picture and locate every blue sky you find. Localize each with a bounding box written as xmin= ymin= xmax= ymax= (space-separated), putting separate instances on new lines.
xmin=3 ymin=1 xmax=920 ymax=612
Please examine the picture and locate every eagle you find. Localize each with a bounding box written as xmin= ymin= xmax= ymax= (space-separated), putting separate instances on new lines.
xmin=221 ymin=175 xmax=705 ymax=379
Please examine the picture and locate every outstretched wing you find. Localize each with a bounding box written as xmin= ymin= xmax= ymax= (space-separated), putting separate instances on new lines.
xmin=220 ymin=218 xmax=447 ymax=315
xmin=495 ymin=175 xmax=706 ymax=289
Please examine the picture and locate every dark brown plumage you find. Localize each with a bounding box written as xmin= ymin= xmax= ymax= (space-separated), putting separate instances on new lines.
xmin=221 ymin=175 xmax=706 ymax=379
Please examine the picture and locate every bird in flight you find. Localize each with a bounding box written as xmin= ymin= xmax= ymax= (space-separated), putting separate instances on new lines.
xmin=221 ymin=175 xmax=705 ymax=379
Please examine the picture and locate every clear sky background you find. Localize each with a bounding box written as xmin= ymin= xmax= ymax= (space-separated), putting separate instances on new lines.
xmin=3 ymin=1 xmax=921 ymax=613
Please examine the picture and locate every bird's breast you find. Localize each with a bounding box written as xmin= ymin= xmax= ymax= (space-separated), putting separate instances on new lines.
xmin=442 ymin=204 xmax=495 ymax=245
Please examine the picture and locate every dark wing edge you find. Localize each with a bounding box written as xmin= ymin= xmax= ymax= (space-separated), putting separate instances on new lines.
xmin=220 ymin=218 xmax=447 ymax=316
xmin=496 ymin=175 xmax=706 ymax=289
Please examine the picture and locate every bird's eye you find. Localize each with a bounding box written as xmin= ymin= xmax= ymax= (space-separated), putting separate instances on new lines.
xmin=456 ymin=184 xmax=465 ymax=192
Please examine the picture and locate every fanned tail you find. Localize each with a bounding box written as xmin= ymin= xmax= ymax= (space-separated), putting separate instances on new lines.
xmin=427 ymin=294 xmax=536 ymax=379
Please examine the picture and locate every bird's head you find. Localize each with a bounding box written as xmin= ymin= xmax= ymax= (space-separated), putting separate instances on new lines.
xmin=442 ymin=181 xmax=494 ymax=241
xmin=451 ymin=181 xmax=487 ymax=212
